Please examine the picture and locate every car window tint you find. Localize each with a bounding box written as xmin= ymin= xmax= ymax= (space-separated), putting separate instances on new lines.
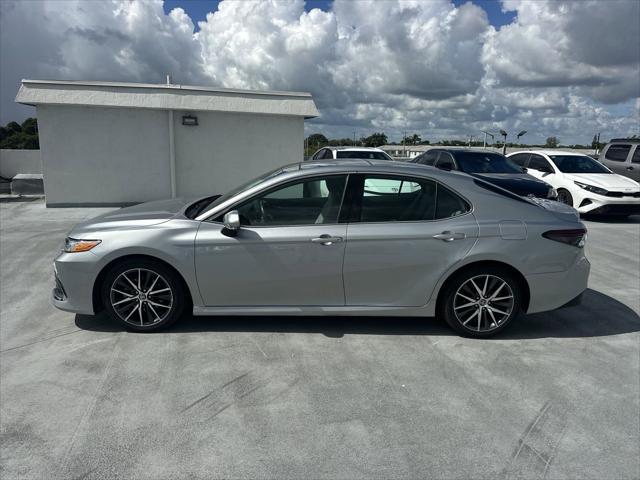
xmin=435 ymin=153 xmax=456 ymax=170
xmin=355 ymin=176 xmax=436 ymax=222
xmin=415 ymin=150 xmax=438 ymax=165
xmin=509 ymin=153 xmax=530 ymax=167
xmin=435 ymin=185 xmax=471 ymax=219
xmin=336 ymin=151 xmax=391 ymax=160
xmin=605 ymin=144 xmax=631 ymax=162
xmin=528 ymin=155 xmax=553 ymax=172
xmin=632 ymin=147 xmax=640 ymax=164
xmin=230 ymin=175 xmax=347 ymax=226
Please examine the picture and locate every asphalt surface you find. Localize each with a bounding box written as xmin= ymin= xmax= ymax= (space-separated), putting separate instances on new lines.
xmin=1 ymin=199 xmax=639 ymax=480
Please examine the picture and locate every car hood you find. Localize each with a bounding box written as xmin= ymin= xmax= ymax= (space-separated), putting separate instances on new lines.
xmin=69 ymin=197 xmax=197 ymax=236
xmin=564 ymin=173 xmax=640 ymax=190
xmin=471 ymin=173 xmax=551 ymax=198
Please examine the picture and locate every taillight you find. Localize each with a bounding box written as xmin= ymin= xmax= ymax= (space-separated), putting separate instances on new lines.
xmin=542 ymin=228 xmax=587 ymax=248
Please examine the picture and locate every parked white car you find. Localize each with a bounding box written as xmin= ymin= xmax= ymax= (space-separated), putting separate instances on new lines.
xmin=508 ymin=150 xmax=640 ymax=217
xmin=308 ymin=146 xmax=393 ymax=161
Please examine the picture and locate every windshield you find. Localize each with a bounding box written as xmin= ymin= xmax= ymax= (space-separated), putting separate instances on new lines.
xmin=185 ymin=166 xmax=285 ymax=219
xmin=455 ymin=151 xmax=523 ymax=174
xmin=336 ymin=150 xmax=392 ymax=160
xmin=550 ymin=155 xmax=611 ymax=174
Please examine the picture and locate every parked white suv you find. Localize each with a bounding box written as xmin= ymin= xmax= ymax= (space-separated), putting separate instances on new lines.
xmin=308 ymin=146 xmax=393 ymax=161
xmin=598 ymin=138 xmax=640 ymax=181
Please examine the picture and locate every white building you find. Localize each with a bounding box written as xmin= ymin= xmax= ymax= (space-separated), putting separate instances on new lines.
xmin=15 ymin=79 xmax=318 ymax=206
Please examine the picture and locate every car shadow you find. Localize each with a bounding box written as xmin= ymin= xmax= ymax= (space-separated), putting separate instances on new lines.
xmin=75 ymin=288 xmax=639 ymax=340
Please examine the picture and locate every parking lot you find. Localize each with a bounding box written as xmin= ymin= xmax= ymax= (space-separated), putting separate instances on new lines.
xmin=1 ymin=199 xmax=638 ymax=479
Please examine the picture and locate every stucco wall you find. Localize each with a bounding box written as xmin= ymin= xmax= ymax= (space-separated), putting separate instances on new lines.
xmin=36 ymin=104 xmax=303 ymax=206
xmin=38 ymin=105 xmax=173 ymax=206
xmin=174 ymin=110 xmax=302 ymax=196
xmin=0 ymin=149 xmax=42 ymax=178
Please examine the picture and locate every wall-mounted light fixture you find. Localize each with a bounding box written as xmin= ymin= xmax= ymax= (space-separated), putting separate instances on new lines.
xmin=182 ymin=114 xmax=198 ymax=126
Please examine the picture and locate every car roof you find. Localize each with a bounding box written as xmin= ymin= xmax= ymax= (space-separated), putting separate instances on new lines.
xmin=511 ymin=150 xmax=590 ymax=156
xmin=323 ymin=146 xmax=385 ymax=152
xmin=430 ymin=148 xmax=504 ymax=155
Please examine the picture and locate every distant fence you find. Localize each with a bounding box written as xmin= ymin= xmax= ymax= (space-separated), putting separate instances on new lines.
xmin=0 ymin=149 xmax=42 ymax=178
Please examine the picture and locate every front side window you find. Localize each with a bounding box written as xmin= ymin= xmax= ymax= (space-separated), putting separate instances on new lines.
xmin=509 ymin=153 xmax=530 ymax=167
xmin=435 ymin=153 xmax=456 ymax=170
xmin=415 ymin=150 xmax=439 ymax=165
xmin=549 ymin=155 xmax=611 ymax=174
xmin=225 ymin=175 xmax=347 ymax=226
xmin=527 ymin=155 xmax=554 ymax=173
xmin=605 ymin=144 xmax=631 ymax=162
xmin=353 ymin=175 xmax=469 ymax=223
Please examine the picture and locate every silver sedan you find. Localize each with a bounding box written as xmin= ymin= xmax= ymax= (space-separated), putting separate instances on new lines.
xmin=53 ymin=160 xmax=590 ymax=337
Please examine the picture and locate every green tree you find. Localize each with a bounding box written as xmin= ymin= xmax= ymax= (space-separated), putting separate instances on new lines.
xmin=307 ymin=133 xmax=328 ymax=148
xmin=403 ymin=133 xmax=421 ymax=145
xmin=21 ymin=118 xmax=38 ymax=135
xmin=0 ymin=118 xmax=39 ymax=149
xmin=545 ymin=136 xmax=559 ymax=148
xmin=361 ymin=132 xmax=388 ymax=147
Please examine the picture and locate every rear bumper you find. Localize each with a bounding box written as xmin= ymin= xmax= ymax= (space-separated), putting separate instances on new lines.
xmin=525 ymin=255 xmax=590 ymax=314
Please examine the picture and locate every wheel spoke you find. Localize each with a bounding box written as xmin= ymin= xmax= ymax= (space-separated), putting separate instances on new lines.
xmin=124 ymin=303 xmax=139 ymax=321
xmin=148 ymin=287 xmax=170 ymax=296
xmin=456 ymin=292 xmax=476 ymax=303
xmin=147 ymin=275 xmax=159 ymax=294
xmin=112 ymin=288 xmax=134 ymax=297
xmin=482 ymin=276 xmax=489 ymax=296
xmin=137 ymin=269 xmax=141 ymax=291
xmin=462 ymin=309 xmax=480 ymax=326
xmin=147 ymin=303 xmax=161 ymax=323
xmin=455 ymin=301 xmax=477 ymax=310
xmin=138 ymin=302 xmax=144 ymax=326
xmin=491 ymin=295 xmax=513 ymax=302
xmin=469 ymin=279 xmax=483 ymax=296
xmin=487 ymin=308 xmax=498 ymax=326
xmin=113 ymin=296 xmax=136 ymax=306
xmin=488 ymin=305 xmax=509 ymax=316
xmin=147 ymin=300 xmax=171 ymax=309
xmin=122 ymin=273 xmax=139 ymax=292
xmin=488 ymin=282 xmax=506 ymax=301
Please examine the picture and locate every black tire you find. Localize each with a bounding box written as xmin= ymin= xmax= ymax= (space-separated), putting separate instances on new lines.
xmin=557 ymin=189 xmax=573 ymax=207
xmin=439 ymin=266 xmax=523 ymax=338
xmin=102 ymin=258 xmax=186 ymax=332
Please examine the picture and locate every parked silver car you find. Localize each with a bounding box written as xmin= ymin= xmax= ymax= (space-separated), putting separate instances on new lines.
xmin=598 ymin=138 xmax=640 ymax=181
xmin=53 ymin=160 xmax=589 ymax=337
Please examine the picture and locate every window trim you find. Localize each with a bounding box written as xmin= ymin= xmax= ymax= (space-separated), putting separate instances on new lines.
xmin=208 ymin=173 xmax=350 ymax=228
xmin=434 ymin=152 xmax=457 ymax=171
xmin=345 ymin=173 xmax=473 ymax=225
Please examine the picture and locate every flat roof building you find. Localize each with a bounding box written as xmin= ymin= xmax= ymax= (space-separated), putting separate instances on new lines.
xmin=16 ymin=79 xmax=318 ymax=206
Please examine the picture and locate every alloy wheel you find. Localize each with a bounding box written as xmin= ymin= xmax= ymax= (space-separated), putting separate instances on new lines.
xmin=453 ymin=274 xmax=514 ymax=333
xmin=109 ymin=268 xmax=173 ymax=327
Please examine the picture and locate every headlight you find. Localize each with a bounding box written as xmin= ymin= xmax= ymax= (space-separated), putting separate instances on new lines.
xmin=547 ymin=188 xmax=558 ymax=199
xmin=574 ymin=181 xmax=608 ymax=196
xmin=63 ymin=237 xmax=101 ymax=253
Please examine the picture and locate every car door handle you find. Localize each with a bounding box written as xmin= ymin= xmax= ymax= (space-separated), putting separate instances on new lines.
xmin=433 ymin=231 xmax=466 ymax=242
xmin=626 ymin=166 xmax=634 ymax=170
xmin=311 ymin=235 xmax=343 ymax=245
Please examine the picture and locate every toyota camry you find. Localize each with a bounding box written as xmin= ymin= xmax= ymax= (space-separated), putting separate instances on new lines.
xmin=53 ymin=160 xmax=590 ymax=337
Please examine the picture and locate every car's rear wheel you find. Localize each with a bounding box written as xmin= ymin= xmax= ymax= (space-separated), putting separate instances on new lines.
xmin=440 ymin=266 xmax=522 ymax=338
xmin=102 ymin=259 xmax=185 ymax=332
xmin=557 ymin=189 xmax=573 ymax=207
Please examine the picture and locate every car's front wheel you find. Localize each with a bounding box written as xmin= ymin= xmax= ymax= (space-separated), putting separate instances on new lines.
xmin=440 ymin=266 xmax=523 ymax=337
xmin=102 ymin=259 xmax=186 ymax=332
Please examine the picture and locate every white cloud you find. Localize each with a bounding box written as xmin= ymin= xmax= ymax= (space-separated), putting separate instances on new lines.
xmin=0 ymin=0 xmax=638 ymax=144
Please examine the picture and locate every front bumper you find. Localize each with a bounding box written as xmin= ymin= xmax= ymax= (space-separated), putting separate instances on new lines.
xmin=525 ymin=255 xmax=590 ymax=314
xmin=52 ymin=252 xmax=100 ymax=315
xmin=576 ymin=191 xmax=640 ymax=215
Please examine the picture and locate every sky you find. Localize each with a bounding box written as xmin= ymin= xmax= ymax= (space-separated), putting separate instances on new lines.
xmin=1 ymin=0 xmax=638 ymax=145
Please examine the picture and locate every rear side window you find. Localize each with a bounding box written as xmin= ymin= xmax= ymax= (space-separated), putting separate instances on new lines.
xmin=336 ymin=151 xmax=391 ymax=160
xmin=527 ymin=155 xmax=554 ymax=173
xmin=353 ymin=175 xmax=470 ymax=223
xmin=435 ymin=153 xmax=456 ymax=170
xmin=632 ymin=147 xmax=640 ymax=164
xmin=605 ymin=144 xmax=631 ymax=162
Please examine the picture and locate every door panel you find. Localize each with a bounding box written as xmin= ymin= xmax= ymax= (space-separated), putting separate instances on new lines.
xmin=343 ymin=216 xmax=478 ymax=306
xmin=195 ymin=223 xmax=347 ymax=306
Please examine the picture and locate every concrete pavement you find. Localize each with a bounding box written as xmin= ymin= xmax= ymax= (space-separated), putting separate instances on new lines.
xmin=1 ymin=200 xmax=638 ymax=479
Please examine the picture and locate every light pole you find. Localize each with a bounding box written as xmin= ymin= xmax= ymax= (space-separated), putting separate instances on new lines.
xmin=481 ymin=131 xmax=494 ymax=149
xmin=516 ymin=130 xmax=527 ymax=145
xmin=499 ymin=130 xmax=508 ymax=155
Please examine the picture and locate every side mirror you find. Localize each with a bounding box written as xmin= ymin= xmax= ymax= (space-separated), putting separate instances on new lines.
xmin=521 ymin=167 xmax=528 ymax=173
xmin=222 ymin=210 xmax=240 ymax=237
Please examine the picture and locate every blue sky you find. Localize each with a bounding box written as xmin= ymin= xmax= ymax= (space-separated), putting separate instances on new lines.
xmin=163 ymin=0 xmax=517 ymax=31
